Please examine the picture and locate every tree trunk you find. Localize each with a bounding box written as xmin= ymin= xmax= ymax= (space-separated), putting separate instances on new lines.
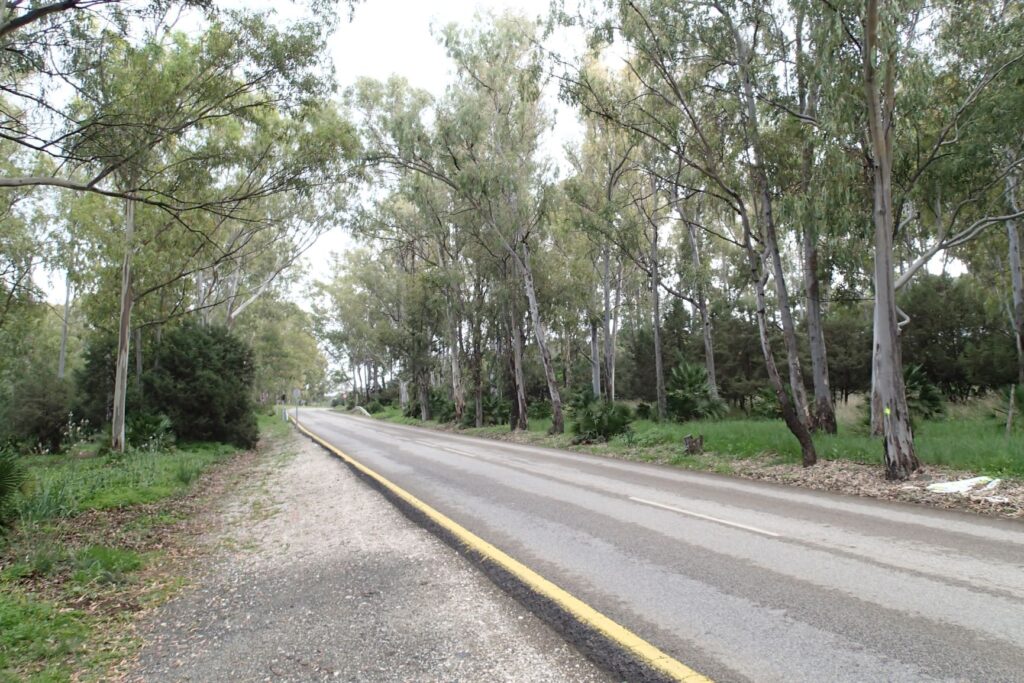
xmin=1006 ymin=166 xmax=1024 ymax=384
xmin=686 ymin=221 xmax=719 ymax=399
xmin=795 ymin=17 xmax=837 ymax=434
xmin=472 ymin=281 xmax=484 ymax=427
xmin=399 ymin=378 xmax=410 ymax=412
xmin=610 ymin=260 xmax=623 ymax=400
xmin=602 ymin=245 xmax=614 ymax=401
xmin=864 ymin=0 xmax=920 ymax=479
xmin=733 ymin=22 xmax=811 ymax=427
xmin=57 ymin=273 xmax=71 ymax=380
xmin=651 ymin=220 xmax=667 ymax=421
xmin=448 ymin=299 xmax=465 ymax=423
xmin=510 ymin=314 xmax=528 ymax=431
xmin=111 ymin=198 xmax=135 ymax=453
xmin=134 ymin=327 xmax=143 ymax=392
xmin=417 ymin=370 xmax=431 ymax=421
xmin=590 ymin=318 xmax=601 ymax=397
xmin=743 ymin=213 xmax=817 ymax=467
xmin=517 ymin=241 xmax=564 ymax=434
xmin=804 ymin=228 xmax=837 ymax=433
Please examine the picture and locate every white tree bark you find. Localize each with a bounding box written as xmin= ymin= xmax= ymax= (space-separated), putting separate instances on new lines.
xmin=111 ymin=198 xmax=135 ymax=452
xmin=651 ymin=217 xmax=667 ymax=420
xmin=517 ymin=240 xmax=564 ymax=433
xmin=1006 ymin=165 xmax=1024 ymax=384
xmin=864 ymin=0 xmax=920 ymax=479
xmin=57 ymin=273 xmax=71 ymax=380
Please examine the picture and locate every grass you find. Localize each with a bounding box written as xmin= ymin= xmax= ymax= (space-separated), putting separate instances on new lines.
xmin=0 ymin=427 xmax=261 ymax=681
xmin=13 ymin=442 xmax=236 ymax=523
xmin=0 ymin=591 xmax=88 ymax=682
xmin=373 ymin=406 xmax=1023 ymax=478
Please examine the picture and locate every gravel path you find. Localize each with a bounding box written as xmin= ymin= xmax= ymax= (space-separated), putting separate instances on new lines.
xmin=130 ymin=431 xmax=609 ymax=682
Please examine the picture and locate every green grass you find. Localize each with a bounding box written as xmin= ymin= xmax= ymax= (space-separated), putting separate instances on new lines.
xmin=0 ymin=591 xmax=88 ymax=682
xmin=0 ymin=437 xmax=248 ymax=681
xmin=13 ymin=442 xmax=237 ymax=523
xmin=375 ymin=407 xmax=1023 ymax=478
xmin=257 ymin=412 xmax=292 ymax=440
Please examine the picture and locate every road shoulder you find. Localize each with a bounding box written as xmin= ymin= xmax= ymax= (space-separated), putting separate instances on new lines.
xmin=128 ymin=427 xmax=608 ymax=682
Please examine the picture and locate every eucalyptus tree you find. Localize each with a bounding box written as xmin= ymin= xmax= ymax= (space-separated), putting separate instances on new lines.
xmin=28 ymin=15 xmax=354 ymax=451
xmin=357 ymin=15 xmax=567 ymax=432
xmin=810 ymin=0 xmax=1024 ymax=477
xmin=562 ymin=1 xmax=818 ymax=465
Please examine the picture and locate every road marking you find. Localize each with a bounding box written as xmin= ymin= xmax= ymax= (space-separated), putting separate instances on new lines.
xmin=292 ymin=418 xmax=712 ymax=683
xmin=443 ymin=447 xmax=478 ymax=458
xmin=629 ymin=496 xmax=781 ymax=538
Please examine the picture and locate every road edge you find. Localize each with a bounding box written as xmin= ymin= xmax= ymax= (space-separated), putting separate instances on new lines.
xmin=291 ymin=416 xmax=711 ymax=683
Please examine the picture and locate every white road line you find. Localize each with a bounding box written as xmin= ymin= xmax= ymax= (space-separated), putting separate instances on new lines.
xmin=629 ymin=496 xmax=782 ymax=538
xmin=444 ymin=447 xmax=478 ymax=458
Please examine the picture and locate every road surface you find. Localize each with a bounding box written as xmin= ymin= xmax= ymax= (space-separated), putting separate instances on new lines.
xmin=297 ymin=409 xmax=1024 ymax=683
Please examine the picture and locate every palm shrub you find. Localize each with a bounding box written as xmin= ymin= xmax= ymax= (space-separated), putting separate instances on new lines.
xmin=904 ymin=364 xmax=945 ymax=421
xmin=667 ymin=361 xmax=726 ymax=421
xmin=570 ymin=399 xmax=633 ymax=444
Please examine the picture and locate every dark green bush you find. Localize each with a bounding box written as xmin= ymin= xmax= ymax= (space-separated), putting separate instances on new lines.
xmin=126 ymin=413 xmax=175 ymax=451
xmin=145 ymin=322 xmax=258 ymax=448
xmin=635 ymin=402 xmax=652 ymax=420
xmin=365 ymin=400 xmax=384 ymax=414
xmin=0 ymin=374 xmax=71 ymax=453
xmin=749 ymin=386 xmax=785 ymax=420
xmin=526 ymin=400 xmax=552 ymax=420
xmin=570 ymin=399 xmax=633 ymax=443
xmin=667 ymin=361 xmax=726 ymax=421
xmin=430 ymin=390 xmax=456 ymax=423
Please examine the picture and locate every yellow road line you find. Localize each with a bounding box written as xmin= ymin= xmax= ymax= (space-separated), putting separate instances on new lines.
xmin=292 ymin=417 xmax=713 ymax=683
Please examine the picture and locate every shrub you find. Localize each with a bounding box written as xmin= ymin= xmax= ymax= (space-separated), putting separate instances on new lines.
xmin=365 ymin=400 xmax=384 ymax=414
xmin=481 ymin=394 xmax=510 ymax=426
xmin=635 ymin=402 xmax=652 ymax=420
xmin=749 ymin=386 xmax=784 ymax=420
xmin=430 ymin=390 xmax=456 ymax=423
xmin=145 ymin=322 xmax=258 ymax=448
xmin=859 ymin=364 xmax=946 ymax=427
xmin=904 ymin=364 xmax=945 ymax=422
xmin=526 ymin=400 xmax=552 ymax=420
xmin=570 ymin=399 xmax=633 ymax=443
xmin=0 ymin=450 xmax=28 ymax=526
xmin=73 ymin=332 xmax=142 ymax=431
xmin=667 ymin=361 xmax=726 ymax=421
xmin=0 ymin=374 xmax=71 ymax=453
xmin=126 ymin=413 xmax=175 ymax=451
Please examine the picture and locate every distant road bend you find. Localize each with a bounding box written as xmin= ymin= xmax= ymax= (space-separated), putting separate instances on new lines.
xmin=297 ymin=409 xmax=1024 ymax=683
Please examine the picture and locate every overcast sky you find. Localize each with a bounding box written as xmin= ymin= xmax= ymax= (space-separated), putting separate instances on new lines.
xmin=303 ymin=0 xmax=587 ymax=285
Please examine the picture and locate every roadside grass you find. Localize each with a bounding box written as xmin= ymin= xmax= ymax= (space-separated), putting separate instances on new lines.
xmin=0 ymin=424 xmax=268 ymax=681
xmin=373 ymin=408 xmax=1023 ymax=478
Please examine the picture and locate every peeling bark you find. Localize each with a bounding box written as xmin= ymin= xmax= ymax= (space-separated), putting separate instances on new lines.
xmin=510 ymin=313 xmax=528 ymax=431
xmin=517 ymin=240 xmax=564 ymax=434
xmin=1006 ymin=165 xmax=1024 ymax=384
xmin=804 ymin=227 xmax=837 ymax=434
xmin=651 ymin=218 xmax=667 ymax=420
xmin=111 ymin=198 xmax=135 ymax=453
xmin=864 ymin=0 xmax=920 ymax=479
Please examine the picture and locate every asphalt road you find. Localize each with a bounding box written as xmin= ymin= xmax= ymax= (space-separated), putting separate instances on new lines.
xmin=297 ymin=409 xmax=1024 ymax=683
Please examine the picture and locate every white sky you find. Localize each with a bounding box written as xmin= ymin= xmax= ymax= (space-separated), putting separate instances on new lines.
xmin=308 ymin=0 xmax=586 ymax=285
xmin=34 ymin=0 xmax=585 ymax=302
